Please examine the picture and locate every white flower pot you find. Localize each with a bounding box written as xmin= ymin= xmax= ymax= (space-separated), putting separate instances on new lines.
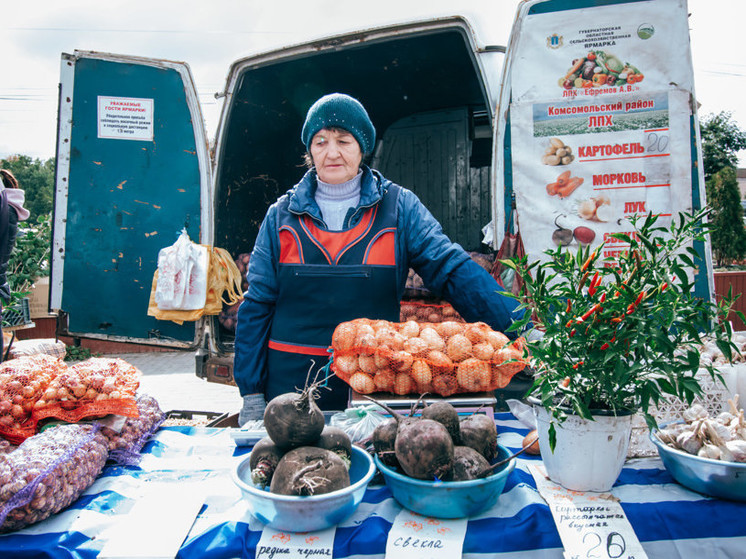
xmin=533 ymin=404 xmax=633 ymax=492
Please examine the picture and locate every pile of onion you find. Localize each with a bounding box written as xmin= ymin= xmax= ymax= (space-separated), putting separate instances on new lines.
xmin=330 ymin=318 xmax=528 ymax=397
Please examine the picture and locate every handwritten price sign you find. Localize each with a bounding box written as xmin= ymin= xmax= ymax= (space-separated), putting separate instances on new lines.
xmin=385 ymin=510 xmax=468 ymax=559
xmin=530 ymin=465 xmax=648 ymax=559
xmin=255 ymin=526 xmax=335 ymax=559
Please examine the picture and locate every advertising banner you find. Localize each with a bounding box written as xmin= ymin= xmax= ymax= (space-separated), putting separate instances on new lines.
xmin=506 ymin=0 xmax=697 ymax=265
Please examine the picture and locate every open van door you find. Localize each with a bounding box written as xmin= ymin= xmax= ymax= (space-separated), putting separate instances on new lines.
xmin=494 ymin=0 xmax=712 ymax=298
xmin=52 ymin=51 xmax=212 ymax=347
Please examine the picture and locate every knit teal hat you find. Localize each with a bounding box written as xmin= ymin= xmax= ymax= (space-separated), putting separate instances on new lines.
xmin=301 ymin=93 xmax=376 ymax=154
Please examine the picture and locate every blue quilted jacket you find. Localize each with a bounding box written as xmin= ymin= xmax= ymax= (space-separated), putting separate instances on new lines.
xmin=233 ymin=166 xmax=525 ymax=396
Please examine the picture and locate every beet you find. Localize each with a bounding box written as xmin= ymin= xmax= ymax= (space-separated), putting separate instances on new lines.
xmin=264 ymin=389 xmax=325 ymax=450
xmin=316 ymin=425 xmax=352 ymax=466
xmin=394 ymin=418 xmax=454 ymax=480
xmin=452 ymin=446 xmax=491 ymax=481
xmin=371 ymin=417 xmax=400 ymax=467
xmin=249 ymin=436 xmax=285 ymax=487
xmin=460 ymin=412 xmax=497 ymax=461
xmin=269 ymin=446 xmax=350 ymax=496
xmin=422 ymin=400 xmax=461 ymax=445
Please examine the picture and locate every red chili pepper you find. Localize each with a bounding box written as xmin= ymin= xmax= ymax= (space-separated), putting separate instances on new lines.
xmin=566 ymin=319 xmax=574 ymax=328
xmin=581 ymin=249 xmax=598 ymax=272
xmin=572 ymin=361 xmax=584 ymax=369
xmin=634 ymin=290 xmax=646 ymax=305
xmin=566 ymin=299 xmax=572 ymax=313
xmin=580 ymin=303 xmax=602 ymax=321
xmin=599 ymin=293 xmax=606 ymax=303
xmin=611 ymin=317 xmax=623 ymax=323
xmin=569 ymin=328 xmax=577 ymax=338
xmin=661 ymin=282 xmax=668 ymax=291
xmin=579 ymin=270 xmax=590 ymax=290
xmin=588 ymin=285 xmax=597 ymax=296
xmin=600 ymin=343 xmax=610 ymax=350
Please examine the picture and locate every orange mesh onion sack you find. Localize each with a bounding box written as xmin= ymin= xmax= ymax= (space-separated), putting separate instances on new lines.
xmin=0 ymin=354 xmax=68 ymax=444
xmin=32 ymin=357 xmax=141 ymax=424
xmin=329 ymin=318 xmax=528 ymax=397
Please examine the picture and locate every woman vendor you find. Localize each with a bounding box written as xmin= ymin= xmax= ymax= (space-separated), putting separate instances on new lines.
xmin=234 ymin=93 xmax=529 ymax=424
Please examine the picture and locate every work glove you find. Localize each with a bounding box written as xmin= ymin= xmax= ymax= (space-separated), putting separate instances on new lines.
xmin=238 ymin=393 xmax=266 ymax=426
xmin=525 ymin=328 xmax=545 ymax=343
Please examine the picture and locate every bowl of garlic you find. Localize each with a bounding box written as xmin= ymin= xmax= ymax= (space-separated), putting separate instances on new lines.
xmin=650 ymin=402 xmax=746 ymax=501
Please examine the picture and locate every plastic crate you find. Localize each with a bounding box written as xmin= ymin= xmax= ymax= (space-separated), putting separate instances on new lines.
xmin=162 ymin=409 xmax=228 ymax=427
xmin=2 ymin=298 xmax=31 ymax=328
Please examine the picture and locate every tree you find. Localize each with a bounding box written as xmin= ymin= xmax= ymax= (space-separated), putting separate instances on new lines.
xmin=706 ymin=166 xmax=746 ymax=266
xmin=0 ymin=155 xmax=55 ymax=222
xmin=700 ymin=111 xmax=746 ymax=181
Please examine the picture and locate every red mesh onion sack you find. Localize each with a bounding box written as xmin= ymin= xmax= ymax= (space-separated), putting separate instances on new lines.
xmin=329 ymin=318 xmax=528 ymax=397
xmin=0 ymin=354 xmax=67 ymax=444
xmin=0 ymin=423 xmax=109 ymax=532
xmin=33 ymin=357 xmax=141 ymax=424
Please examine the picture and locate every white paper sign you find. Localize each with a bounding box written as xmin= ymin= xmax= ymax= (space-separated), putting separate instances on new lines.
xmin=256 ymin=526 xmax=335 ymax=559
xmin=99 ymin=482 xmax=206 ymax=559
xmin=98 ymin=96 xmax=154 ymax=141
xmin=385 ymin=509 xmax=468 ymax=559
xmin=530 ymin=465 xmax=648 ymax=559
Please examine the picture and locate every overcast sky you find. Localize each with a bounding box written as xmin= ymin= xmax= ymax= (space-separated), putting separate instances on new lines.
xmin=2 ymin=0 xmax=744 ymax=164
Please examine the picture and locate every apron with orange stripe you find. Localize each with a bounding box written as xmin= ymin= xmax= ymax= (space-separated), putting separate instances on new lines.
xmin=267 ymin=184 xmax=401 ymax=410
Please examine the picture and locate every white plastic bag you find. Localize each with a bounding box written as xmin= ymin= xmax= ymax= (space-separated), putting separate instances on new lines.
xmin=154 ymin=229 xmax=208 ymax=310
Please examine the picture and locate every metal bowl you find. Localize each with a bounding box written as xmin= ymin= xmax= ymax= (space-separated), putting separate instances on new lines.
xmin=373 ymin=444 xmax=516 ymax=518
xmin=650 ymin=428 xmax=746 ymax=501
xmin=232 ymin=445 xmax=376 ymax=532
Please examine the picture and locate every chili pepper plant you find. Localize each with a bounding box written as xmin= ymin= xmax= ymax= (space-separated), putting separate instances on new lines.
xmin=502 ymin=209 xmax=742 ymax=449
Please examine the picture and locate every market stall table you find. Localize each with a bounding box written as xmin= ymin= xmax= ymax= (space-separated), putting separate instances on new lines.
xmin=1 ymin=412 xmax=744 ymax=558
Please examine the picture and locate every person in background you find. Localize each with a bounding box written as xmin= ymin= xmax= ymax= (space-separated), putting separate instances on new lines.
xmin=0 ymin=169 xmax=30 ymax=362
xmin=234 ymin=93 xmax=529 ymax=425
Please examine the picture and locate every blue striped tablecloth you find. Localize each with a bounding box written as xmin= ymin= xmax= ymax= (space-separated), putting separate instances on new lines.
xmin=1 ymin=412 xmax=744 ymax=558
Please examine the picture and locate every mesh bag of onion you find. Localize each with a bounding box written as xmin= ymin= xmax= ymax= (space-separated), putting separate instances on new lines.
xmin=399 ymin=299 xmax=465 ymax=323
xmin=329 ymin=318 xmax=528 ymax=396
xmin=0 ymin=423 xmax=109 ymax=532
xmin=103 ymin=394 xmax=166 ymax=466
xmin=0 ymin=354 xmax=69 ymax=444
xmin=32 ymin=357 xmax=141 ymax=424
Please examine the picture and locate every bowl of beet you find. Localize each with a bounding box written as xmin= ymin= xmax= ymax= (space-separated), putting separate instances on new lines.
xmin=233 ymin=444 xmax=376 ymax=532
xmin=374 ymin=443 xmax=516 ymax=518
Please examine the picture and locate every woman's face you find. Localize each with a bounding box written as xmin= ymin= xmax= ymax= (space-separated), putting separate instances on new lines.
xmin=309 ymin=128 xmax=363 ymax=184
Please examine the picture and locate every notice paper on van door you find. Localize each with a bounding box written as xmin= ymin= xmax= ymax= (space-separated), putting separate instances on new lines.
xmin=98 ymin=96 xmax=154 ymax=141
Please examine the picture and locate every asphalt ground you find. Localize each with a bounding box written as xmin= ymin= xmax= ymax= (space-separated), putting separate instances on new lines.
xmin=105 ymin=351 xmax=243 ymax=417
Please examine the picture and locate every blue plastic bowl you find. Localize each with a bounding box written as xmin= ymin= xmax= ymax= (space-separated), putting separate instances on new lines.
xmin=232 ymin=445 xmax=376 ymax=532
xmin=374 ymin=443 xmax=516 ymax=518
xmin=650 ymin=426 xmax=746 ymax=501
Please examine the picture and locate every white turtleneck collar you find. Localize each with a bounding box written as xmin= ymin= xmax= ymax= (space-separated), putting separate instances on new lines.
xmin=314 ymin=170 xmax=362 ymax=230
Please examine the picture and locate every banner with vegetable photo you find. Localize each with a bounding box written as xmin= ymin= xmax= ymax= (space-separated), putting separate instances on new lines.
xmin=509 ymin=88 xmax=694 ymax=267
xmin=508 ymin=0 xmax=693 ymax=104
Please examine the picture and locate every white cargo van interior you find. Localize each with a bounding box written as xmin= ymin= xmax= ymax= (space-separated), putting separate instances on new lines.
xmin=211 ymin=20 xmax=498 ymax=349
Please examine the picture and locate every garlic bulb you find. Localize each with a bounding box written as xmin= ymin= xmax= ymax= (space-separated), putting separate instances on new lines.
xmin=676 ymin=430 xmax=703 ymax=454
xmin=698 ymin=444 xmax=721 ymax=460
xmin=725 ymin=440 xmax=746 ymax=462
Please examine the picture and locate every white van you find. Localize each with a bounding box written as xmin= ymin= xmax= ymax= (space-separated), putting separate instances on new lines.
xmin=51 ymin=0 xmax=709 ymax=388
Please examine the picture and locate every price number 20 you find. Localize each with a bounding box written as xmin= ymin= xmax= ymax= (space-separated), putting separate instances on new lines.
xmin=582 ymin=531 xmax=631 ymax=559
